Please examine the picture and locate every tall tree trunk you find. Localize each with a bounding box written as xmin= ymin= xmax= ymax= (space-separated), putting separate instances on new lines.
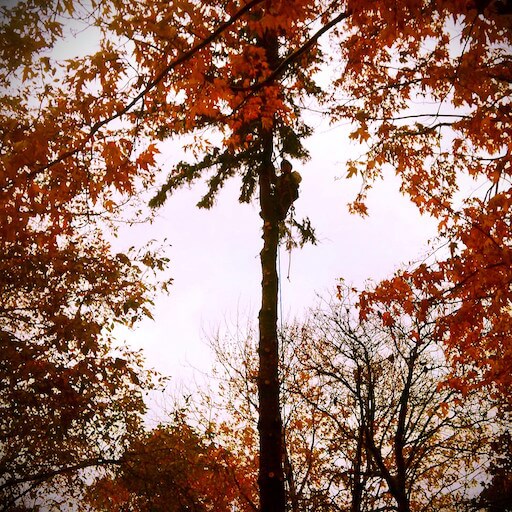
xmin=257 ymin=140 xmax=285 ymax=512
xmin=255 ymin=22 xmax=286 ymax=512
xmin=258 ymin=209 xmax=285 ymax=512
xmin=394 ymin=488 xmax=410 ymax=512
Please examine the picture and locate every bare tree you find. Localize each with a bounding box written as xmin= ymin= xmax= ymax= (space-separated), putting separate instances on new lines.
xmin=290 ymin=289 xmax=495 ymax=512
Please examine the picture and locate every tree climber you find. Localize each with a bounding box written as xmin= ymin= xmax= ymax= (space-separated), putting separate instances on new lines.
xmin=275 ymin=159 xmax=301 ymax=220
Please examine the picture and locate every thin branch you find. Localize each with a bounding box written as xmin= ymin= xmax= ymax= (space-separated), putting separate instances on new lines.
xmin=27 ymin=0 xmax=266 ymax=178
xmin=0 ymin=457 xmax=122 ymax=492
xmin=233 ymin=10 xmax=351 ymax=92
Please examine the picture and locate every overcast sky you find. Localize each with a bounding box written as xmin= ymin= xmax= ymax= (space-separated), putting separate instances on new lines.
xmin=51 ymin=18 xmax=440 ymax=388
xmin=113 ymin=117 xmax=439 ymax=385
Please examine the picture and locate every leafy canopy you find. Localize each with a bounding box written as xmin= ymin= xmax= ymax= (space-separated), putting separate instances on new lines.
xmin=2 ymin=5 xmax=511 ymax=506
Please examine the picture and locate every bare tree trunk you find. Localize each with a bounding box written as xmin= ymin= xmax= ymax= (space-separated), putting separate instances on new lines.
xmin=351 ymin=413 xmax=365 ymax=512
xmin=254 ymin=21 xmax=286 ymax=512
xmin=257 ymin=124 xmax=285 ymax=510
xmin=391 ymin=349 xmax=418 ymax=512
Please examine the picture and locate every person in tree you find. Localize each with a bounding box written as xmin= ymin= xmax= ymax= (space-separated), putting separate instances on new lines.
xmin=275 ymin=159 xmax=302 ymax=220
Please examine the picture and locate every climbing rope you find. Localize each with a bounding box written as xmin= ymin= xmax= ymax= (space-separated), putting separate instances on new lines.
xmin=277 ymin=239 xmax=284 ymax=334
xmin=286 ymin=206 xmax=295 ymax=281
xmin=277 ymin=206 xmax=297 ymax=333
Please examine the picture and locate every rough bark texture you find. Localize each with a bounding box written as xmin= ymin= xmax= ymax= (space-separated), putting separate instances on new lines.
xmin=257 ymin=137 xmax=285 ymax=512
xmin=255 ymin=25 xmax=286 ymax=512
xmin=258 ymin=208 xmax=285 ymax=512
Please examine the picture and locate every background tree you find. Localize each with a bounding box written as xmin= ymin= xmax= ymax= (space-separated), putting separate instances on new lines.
xmin=0 ymin=1 xmax=170 ymax=508
xmin=0 ymin=319 xmax=150 ymax=510
xmin=293 ymin=289 xmax=494 ymax=512
xmin=198 ymin=285 xmax=497 ymax=512
xmin=335 ymin=0 xmax=512 ymax=402
xmin=86 ymin=415 xmax=255 ymax=512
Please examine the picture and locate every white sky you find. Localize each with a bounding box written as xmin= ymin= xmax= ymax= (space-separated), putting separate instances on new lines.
xmin=49 ymin=15 xmax=440 ymax=388
xmin=114 ymin=118 xmax=439 ymax=385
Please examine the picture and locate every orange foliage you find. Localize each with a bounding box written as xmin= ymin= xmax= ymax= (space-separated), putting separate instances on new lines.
xmin=2 ymin=0 xmax=511 ymax=506
xmin=341 ymin=1 xmax=511 ymax=402
xmin=86 ymin=419 xmax=255 ymax=512
xmin=1 ymin=1 xmax=169 ymax=507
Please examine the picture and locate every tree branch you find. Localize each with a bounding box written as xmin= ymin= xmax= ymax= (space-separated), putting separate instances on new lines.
xmin=233 ymin=10 xmax=351 ymax=92
xmin=0 ymin=457 xmax=122 ymax=492
xmin=28 ymin=0 xmax=266 ymax=178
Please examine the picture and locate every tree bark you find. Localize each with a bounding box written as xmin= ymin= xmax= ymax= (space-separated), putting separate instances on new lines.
xmin=258 ymin=210 xmax=285 ymax=512
xmin=257 ymin=142 xmax=285 ymax=512
xmin=255 ymin=20 xmax=286 ymax=512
